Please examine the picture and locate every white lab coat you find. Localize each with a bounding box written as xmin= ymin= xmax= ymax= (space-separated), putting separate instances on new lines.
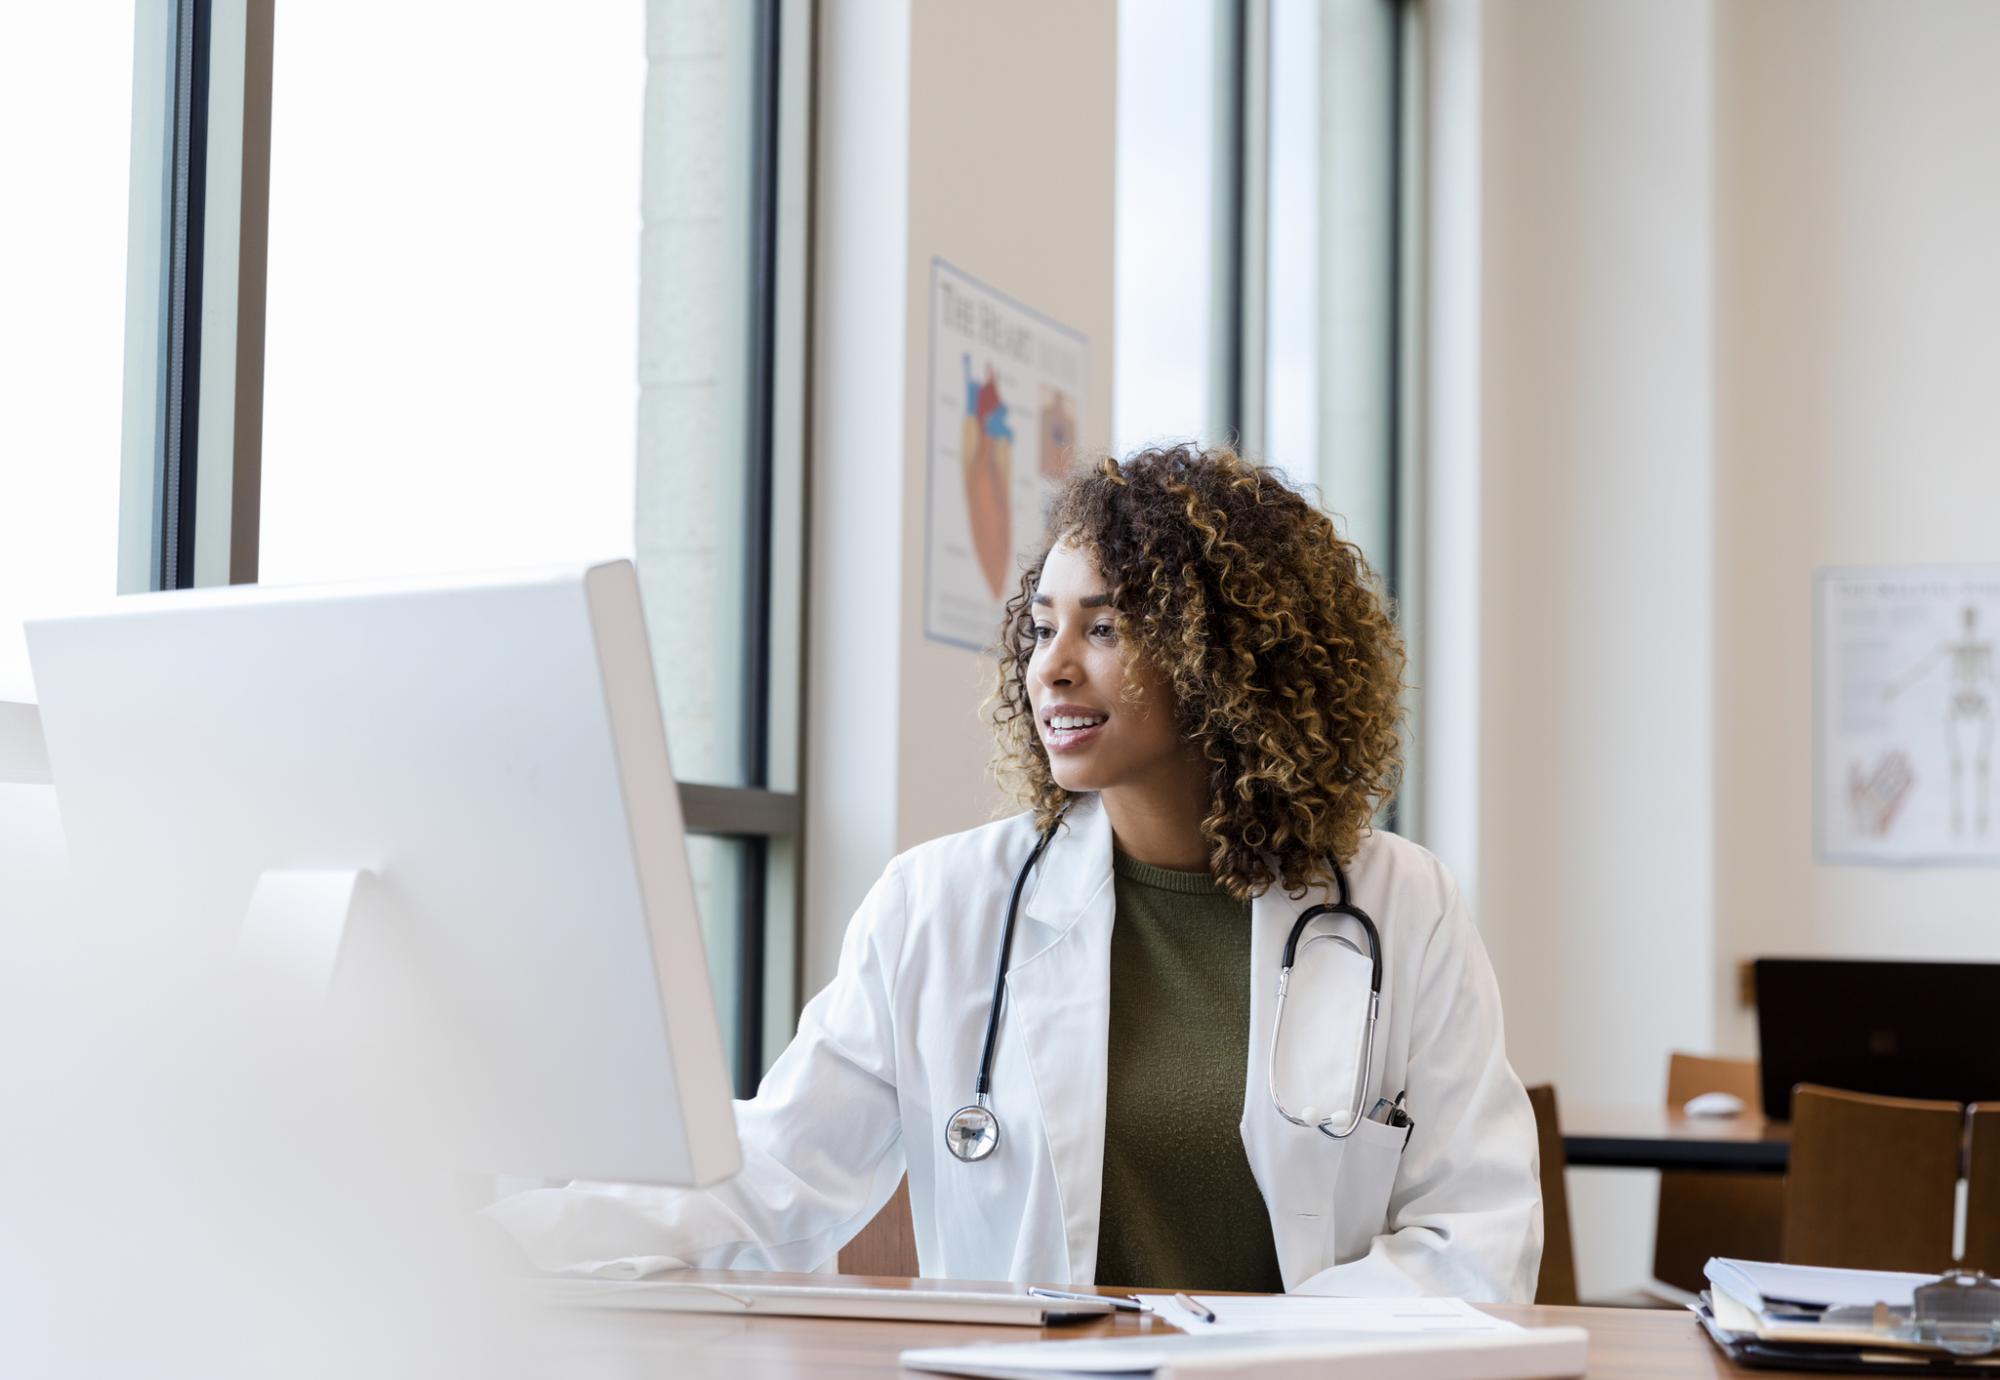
xmin=490 ymin=793 xmax=1544 ymax=1301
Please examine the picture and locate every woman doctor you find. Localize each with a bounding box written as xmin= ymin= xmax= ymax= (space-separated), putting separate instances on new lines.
xmin=491 ymin=445 xmax=1543 ymax=1300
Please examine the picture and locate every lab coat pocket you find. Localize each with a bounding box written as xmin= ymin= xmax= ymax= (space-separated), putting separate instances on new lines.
xmin=1327 ymin=1115 xmax=1407 ymax=1263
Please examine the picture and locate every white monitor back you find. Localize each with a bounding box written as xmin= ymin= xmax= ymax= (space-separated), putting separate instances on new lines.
xmin=0 ymin=702 xmax=68 ymax=927
xmin=25 ymin=560 xmax=739 ymax=1187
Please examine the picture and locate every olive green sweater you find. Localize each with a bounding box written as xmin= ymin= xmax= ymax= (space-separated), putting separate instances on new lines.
xmin=1093 ymin=852 xmax=1285 ymax=1293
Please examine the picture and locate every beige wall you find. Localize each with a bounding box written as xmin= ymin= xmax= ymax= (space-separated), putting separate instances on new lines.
xmin=1475 ymin=0 xmax=1718 ymax=1100
xmin=1464 ymin=0 xmax=2000 ymax=1294
xmin=1713 ymin=0 xmax=2000 ymax=1052
xmin=1470 ymin=0 xmax=1719 ymax=1297
xmin=805 ymin=1 xmax=1117 ymax=992
xmin=896 ymin=2 xmax=1119 ymax=854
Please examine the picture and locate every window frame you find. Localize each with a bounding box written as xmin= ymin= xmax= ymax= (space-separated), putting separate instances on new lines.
xmin=123 ymin=0 xmax=816 ymax=1098
xmin=1232 ymin=0 xmax=1422 ymax=831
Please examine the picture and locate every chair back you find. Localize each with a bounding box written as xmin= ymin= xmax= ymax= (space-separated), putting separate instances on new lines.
xmin=1525 ymin=1083 xmax=1580 ymax=1306
xmin=1666 ymin=1051 xmax=1762 ymax=1108
xmin=837 ymin=1176 xmax=919 ymax=1278
xmin=1781 ymin=1083 xmax=1960 ymax=1272
xmin=1965 ymin=1104 xmax=2000 ymax=1272
xmin=1653 ymin=1052 xmax=1782 ymax=1292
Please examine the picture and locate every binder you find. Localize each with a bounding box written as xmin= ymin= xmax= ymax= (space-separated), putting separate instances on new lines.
xmin=1699 ymin=1257 xmax=2000 ymax=1373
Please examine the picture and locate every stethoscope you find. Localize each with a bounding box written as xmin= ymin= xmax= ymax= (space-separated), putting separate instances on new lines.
xmin=943 ymin=823 xmax=1384 ymax=1162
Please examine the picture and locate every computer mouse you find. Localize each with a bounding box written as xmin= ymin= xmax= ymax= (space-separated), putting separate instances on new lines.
xmin=1683 ymin=1090 xmax=1746 ymax=1118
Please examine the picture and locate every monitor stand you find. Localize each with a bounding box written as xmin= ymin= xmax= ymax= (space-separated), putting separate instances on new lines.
xmin=240 ymin=868 xmax=372 ymax=995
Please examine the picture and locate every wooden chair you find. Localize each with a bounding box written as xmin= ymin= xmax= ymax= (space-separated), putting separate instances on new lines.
xmin=1964 ymin=1103 xmax=2000 ymax=1273
xmin=1781 ymin=1083 xmax=1960 ymax=1272
xmin=1651 ymin=1052 xmax=1784 ymax=1293
xmin=838 ymin=1177 xmax=918 ymax=1277
xmin=1525 ymin=1083 xmax=1580 ymax=1306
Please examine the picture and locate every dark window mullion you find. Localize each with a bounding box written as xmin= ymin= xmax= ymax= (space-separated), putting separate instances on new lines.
xmin=1213 ymin=0 xmax=1247 ymax=442
xmin=1383 ymin=0 xmax=1408 ymax=606
xmin=742 ymin=0 xmax=782 ymax=794
xmin=730 ymin=0 xmax=785 ymax=1094
xmin=159 ymin=0 xmax=213 ymax=592
xmin=735 ymin=836 xmax=769 ymax=1096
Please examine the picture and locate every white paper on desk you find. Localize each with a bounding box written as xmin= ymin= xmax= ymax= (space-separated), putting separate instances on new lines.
xmin=1138 ymin=1294 xmax=1515 ymax=1336
xmin=558 ymin=1254 xmax=688 ymax=1280
xmin=1707 ymin=1258 xmax=1938 ymax=1311
xmin=901 ymin=1326 xmax=1588 ymax=1380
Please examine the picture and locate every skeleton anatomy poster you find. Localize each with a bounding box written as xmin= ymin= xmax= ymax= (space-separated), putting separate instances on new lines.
xmin=1816 ymin=565 xmax=2000 ymax=864
xmin=924 ymin=259 xmax=1088 ymax=651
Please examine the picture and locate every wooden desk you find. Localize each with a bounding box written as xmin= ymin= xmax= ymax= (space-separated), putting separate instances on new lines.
xmin=1563 ymin=1106 xmax=1790 ymax=1172
xmin=536 ymin=1269 xmax=1850 ymax=1377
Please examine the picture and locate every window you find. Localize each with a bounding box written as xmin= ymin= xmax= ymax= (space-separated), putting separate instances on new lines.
xmin=119 ymin=0 xmax=813 ymax=1095
xmin=1113 ymin=0 xmax=1226 ymax=454
xmin=0 ymin=3 xmax=135 ymax=702
xmin=255 ymin=3 xmax=644 ymax=589
xmin=1261 ymin=0 xmax=1421 ymax=828
xmin=1261 ymin=0 xmax=1414 ymax=606
xmin=1114 ymin=0 xmax=1422 ymax=830
xmin=1114 ymin=0 xmax=1415 ymax=551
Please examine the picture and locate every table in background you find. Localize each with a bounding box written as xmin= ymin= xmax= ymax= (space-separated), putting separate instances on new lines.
xmin=535 ymin=1269 xmax=1851 ymax=1378
xmin=1563 ymin=1106 xmax=1790 ymax=1172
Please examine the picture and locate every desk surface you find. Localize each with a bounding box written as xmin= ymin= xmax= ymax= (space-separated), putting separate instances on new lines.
xmin=537 ymin=1269 xmax=1848 ymax=1378
xmin=1563 ymin=1105 xmax=1790 ymax=1172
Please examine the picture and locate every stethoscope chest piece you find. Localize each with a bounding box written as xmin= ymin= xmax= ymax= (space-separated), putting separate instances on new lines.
xmin=945 ymin=1100 xmax=1000 ymax=1162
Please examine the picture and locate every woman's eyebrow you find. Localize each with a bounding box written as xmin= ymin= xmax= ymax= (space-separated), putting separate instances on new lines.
xmin=1031 ymin=592 xmax=1114 ymax=608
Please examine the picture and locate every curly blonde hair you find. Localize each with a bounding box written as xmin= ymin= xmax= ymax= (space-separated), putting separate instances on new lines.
xmin=991 ymin=445 xmax=1405 ymax=900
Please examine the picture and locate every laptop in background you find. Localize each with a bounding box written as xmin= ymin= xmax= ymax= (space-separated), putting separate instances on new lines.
xmin=1755 ymin=958 xmax=2000 ymax=1120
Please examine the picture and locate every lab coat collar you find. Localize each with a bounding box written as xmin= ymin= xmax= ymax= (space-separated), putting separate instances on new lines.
xmin=1019 ymin=792 xmax=1112 ymax=934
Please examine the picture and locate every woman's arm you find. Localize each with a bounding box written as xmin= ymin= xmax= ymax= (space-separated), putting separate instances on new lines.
xmin=485 ymin=859 xmax=914 ymax=1276
xmin=1294 ymin=872 xmax=1543 ymax=1302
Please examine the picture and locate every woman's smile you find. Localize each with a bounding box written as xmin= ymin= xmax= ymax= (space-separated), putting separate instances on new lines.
xmin=1040 ymin=701 xmax=1110 ymax=753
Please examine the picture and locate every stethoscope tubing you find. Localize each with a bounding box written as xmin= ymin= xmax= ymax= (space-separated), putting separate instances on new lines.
xmin=950 ymin=823 xmax=1384 ymax=1160
xmin=971 ymin=820 xmax=1062 ymax=1105
xmin=1270 ymin=879 xmax=1385 ymax=1139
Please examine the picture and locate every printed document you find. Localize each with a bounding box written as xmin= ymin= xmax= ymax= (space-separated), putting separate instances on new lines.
xmin=902 ymin=1324 xmax=1590 ymax=1380
xmin=1137 ymin=1293 xmax=1512 ymax=1336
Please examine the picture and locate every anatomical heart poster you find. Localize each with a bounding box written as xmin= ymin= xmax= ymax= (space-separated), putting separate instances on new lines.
xmin=1816 ymin=565 xmax=2000 ymax=864
xmin=925 ymin=259 xmax=1088 ymax=650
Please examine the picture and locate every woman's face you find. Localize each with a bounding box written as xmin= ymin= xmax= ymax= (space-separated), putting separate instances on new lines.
xmin=1026 ymin=540 xmax=1190 ymax=797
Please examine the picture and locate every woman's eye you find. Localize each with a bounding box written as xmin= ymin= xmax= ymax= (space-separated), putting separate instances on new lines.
xmin=1028 ymin=620 xmax=1112 ymax=642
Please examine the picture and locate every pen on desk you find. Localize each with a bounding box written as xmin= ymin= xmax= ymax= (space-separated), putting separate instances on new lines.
xmin=1027 ymin=1286 xmax=1143 ymax=1313
xmin=1174 ymin=1292 xmax=1216 ymax=1324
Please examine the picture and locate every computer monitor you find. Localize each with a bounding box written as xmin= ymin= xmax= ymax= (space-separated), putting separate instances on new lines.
xmin=1754 ymin=957 xmax=2000 ymax=1120
xmin=25 ymin=560 xmax=740 ymax=1188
